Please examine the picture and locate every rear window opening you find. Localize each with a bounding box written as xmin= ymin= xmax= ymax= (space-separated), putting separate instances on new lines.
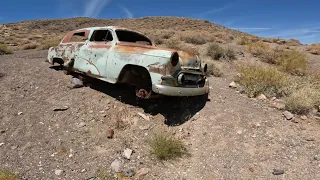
xmin=116 ymin=30 xmax=152 ymax=45
xmin=90 ymin=30 xmax=113 ymax=42
xmin=70 ymin=32 xmax=86 ymax=42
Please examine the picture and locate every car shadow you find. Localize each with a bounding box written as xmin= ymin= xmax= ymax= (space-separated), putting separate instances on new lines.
xmin=51 ymin=66 xmax=208 ymax=126
xmin=88 ymin=78 xmax=208 ymax=126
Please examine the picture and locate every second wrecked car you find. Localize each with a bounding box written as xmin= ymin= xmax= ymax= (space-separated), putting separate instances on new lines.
xmin=47 ymin=26 xmax=209 ymax=98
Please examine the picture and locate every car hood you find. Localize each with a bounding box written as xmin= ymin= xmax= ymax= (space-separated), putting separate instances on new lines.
xmin=115 ymin=43 xmax=202 ymax=69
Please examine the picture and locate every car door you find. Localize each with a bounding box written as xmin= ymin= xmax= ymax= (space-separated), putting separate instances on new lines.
xmin=74 ymin=29 xmax=114 ymax=79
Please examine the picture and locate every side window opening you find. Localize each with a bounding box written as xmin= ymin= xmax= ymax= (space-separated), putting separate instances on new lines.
xmin=90 ymin=30 xmax=113 ymax=42
xmin=116 ymin=30 xmax=152 ymax=45
xmin=70 ymin=32 xmax=86 ymax=42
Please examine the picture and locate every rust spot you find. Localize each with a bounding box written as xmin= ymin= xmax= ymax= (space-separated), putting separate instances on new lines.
xmin=149 ymin=65 xmax=167 ymax=75
xmin=88 ymin=44 xmax=112 ymax=49
xmin=62 ymin=29 xmax=90 ymax=43
xmin=178 ymin=51 xmax=194 ymax=61
xmin=115 ymin=42 xmax=176 ymax=53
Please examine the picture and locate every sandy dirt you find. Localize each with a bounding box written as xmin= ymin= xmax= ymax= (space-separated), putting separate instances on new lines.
xmin=1 ymin=50 xmax=320 ymax=179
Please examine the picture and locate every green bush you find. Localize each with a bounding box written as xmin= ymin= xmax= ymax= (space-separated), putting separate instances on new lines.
xmin=0 ymin=44 xmax=13 ymax=55
xmin=207 ymin=44 xmax=236 ymax=60
xmin=149 ymin=134 xmax=188 ymax=160
xmin=276 ymin=50 xmax=307 ymax=76
xmin=285 ymin=86 xmax=320 ymax=114
xmin=38 ymin=39 xmax=60 ymax=50
xmin=0 ymin=169 xmax=18 ymax=180
xmin=236 ymin=65 xmax=287 ymax=97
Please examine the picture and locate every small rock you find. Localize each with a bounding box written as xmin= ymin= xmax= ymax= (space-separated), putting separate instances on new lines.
xmin=283 ymin=111 xmax=294 ymax=120
xmin=107 ymin=128 xmax=114 ymax=139
xmin=236 ymin=130 xmax=243 ymax=134
xmin=53 ymin=106 xmax=69 ymax=111
xmin=80 ymin=169 xmax=86 ymax=173
xmin=137 ymin=112 xmax=150 ymax=121
xmin=110 ymin=159 xmax=123 ymax=173
xmin=272 ymin=169 xmax=284 ymax=175
xmin=0 ymin=143 xmax=4 ymax=147
xmin=135 ymin=168 xmax=150 ymax=178
xmin=123 ymin=169 xmax=135 ymax=177
xmin=55 ymin=169 xmax=64 ymax=176
xmin=300 ymin=115 xmax=308 ymax=120
xmin=77 ymin=122 xmax=86 ymax=128
xmin=271 ymin=102 xmax=285 ymax=110
xmin=68 ymin=77 xmax=84 ymax=89
xmin=123 ymin=148 xmax=133 ymax=159
xmin=270 ymin=97 xmax=277 ymax=101
xmin=89 ymin=110 xmax=93 ymax=114
xmin=139 ymin=124 xmax=150 ymax=130
xmin=229 ymin=81 xmax=239 ymax=89
xmin=17 ymin=112 xmax=23 ymax=116
xmin=256 ymin=94 xmax=267 ymax=100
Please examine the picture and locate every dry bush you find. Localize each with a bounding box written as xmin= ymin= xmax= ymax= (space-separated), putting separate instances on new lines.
xmin=207 ymin=43 xmax=224 ymax=60
xmin=237 ymin=36 xmax=251 ymax=45
xmin=260 ymin=47 xmax=284 ymax=64
xmin=236 ymin=65 xmax=287 ymax=97
xmin=247 ymin=42 xmax=270 ymax=56
xmin=204 ymin=61 xmax=223 ymax=77
xmin=207 ymin=43 xmax=236 ymax=60
xmin=285 ymin=86 xmax=320 ymax=114
xmin=0 ymin=44 xmax=13 ymax=55
xmin=22 ymin=43 xmax=38 ymax=50
xmin=0 ymin=169 xmax=18 ymax=180
xmin=164 ymin=39 xmax=181 ymax=50
xmin=178 ymin=44 xmax=199 ymax=55
xmin=276 ymin=50 xmax=307 ymax=76
xmin=149 ymin=134 xmax=188 ymax=160
xmin=38 ymin=39 xmax=60 ymax=50
xmin=183 ymin=35 xmax=207 ymax=45
xmin=306 ymin=44 xmax=320 ymax=55
xmin=286 ymin=39 xmax=302 ymax=46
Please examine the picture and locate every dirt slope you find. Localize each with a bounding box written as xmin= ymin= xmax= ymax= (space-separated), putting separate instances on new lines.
xmin=1 ymin=50 xmax=319 ymax=179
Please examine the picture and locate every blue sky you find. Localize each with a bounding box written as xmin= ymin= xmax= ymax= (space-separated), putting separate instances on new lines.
xmin=1 ymin=0 xmax=320 ymax=44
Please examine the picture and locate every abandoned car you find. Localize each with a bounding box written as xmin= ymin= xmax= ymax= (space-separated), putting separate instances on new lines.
xmin=47 ymin=27 xmax=209 ymax=98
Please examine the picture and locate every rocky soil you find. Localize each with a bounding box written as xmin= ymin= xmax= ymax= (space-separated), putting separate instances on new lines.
xmin=1 ymin=50 xmax=320 ymax=179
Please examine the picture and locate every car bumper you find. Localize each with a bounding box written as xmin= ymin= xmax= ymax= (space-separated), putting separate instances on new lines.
xmin=152 ymin=79 xmax=210 ymax=96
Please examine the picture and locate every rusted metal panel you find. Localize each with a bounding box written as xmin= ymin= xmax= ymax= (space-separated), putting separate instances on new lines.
xmin=47 ymin=26 xmax=209 ymax=97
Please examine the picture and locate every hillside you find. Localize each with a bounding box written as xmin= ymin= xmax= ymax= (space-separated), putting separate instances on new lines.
xmin=0 ymin=17 xmax=320 ymax=179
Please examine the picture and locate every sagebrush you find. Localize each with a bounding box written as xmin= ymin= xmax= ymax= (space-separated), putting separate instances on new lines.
xmin=236 ymin=65 xmax=287 ymax=97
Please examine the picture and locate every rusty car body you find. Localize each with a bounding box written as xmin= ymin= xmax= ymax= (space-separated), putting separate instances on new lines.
xmin=47 ymin=26 xmax=209 ymax=98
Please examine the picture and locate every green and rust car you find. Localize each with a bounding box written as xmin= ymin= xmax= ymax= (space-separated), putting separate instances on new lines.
xmin=47 ymin=26 xmax=209 ymax=98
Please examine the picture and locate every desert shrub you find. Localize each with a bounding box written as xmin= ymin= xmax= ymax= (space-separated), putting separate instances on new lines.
xmin=237 ymin=36 xmax=251 ymax=45
xmin=207 ymin=44 xmax=236 ymax=60
xmin=22 ymin=43 xmax=38 ymax=50
xmin=205 ymin=61 xmax=223 ymax=77
xmin=207 ymin=43 xmax=225 ymax=60
xmin=306 ymin=44 xmax=320 ymax=55
xmin=236 ymin=65 xmax=287 ymax=97
xmin=247 ymin=42 xmax=269 ymax=56
xmin=260 ymin=47 xmax=284 ymax=64
xmin=0 ymin=169 xmax=18 ymax=180
xmin=164 ymin=39 xmax=181 ymax=50
xmin=38 ymin=39 xmax=60 ymax=50
xmin=0 ymin=44 xmax=13 ymax=55
xmin=149 ymin=134 xmax=188 ymax=160
xmin=178 ymin=44 xmax=199 ymax=55
xmin=276 ymin=50 xmax=307 ymax=76
xmin=285 ymin=86 xmax=320 ymax=114
xmin=183 ymin=35 xmax=207 ymax=45
xmin=225 ymin=48 xmax=236 ymax=60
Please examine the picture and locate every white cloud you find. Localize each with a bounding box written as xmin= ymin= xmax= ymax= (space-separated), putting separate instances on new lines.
xmin=120 ymin=6 xmax=133 ymax=18
xmin=84 ymin=0 xmax=111 ymax=17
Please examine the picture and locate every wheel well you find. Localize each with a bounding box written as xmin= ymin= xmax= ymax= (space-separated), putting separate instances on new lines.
xmin=52 ymin=58 xmax=64 ymax=65
xmin=117 ymin=65 xmax=152 ymax=87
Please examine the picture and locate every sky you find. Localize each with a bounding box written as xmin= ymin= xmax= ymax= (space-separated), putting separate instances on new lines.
xmin=1 ymin=0 xmax=320 ymax=44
